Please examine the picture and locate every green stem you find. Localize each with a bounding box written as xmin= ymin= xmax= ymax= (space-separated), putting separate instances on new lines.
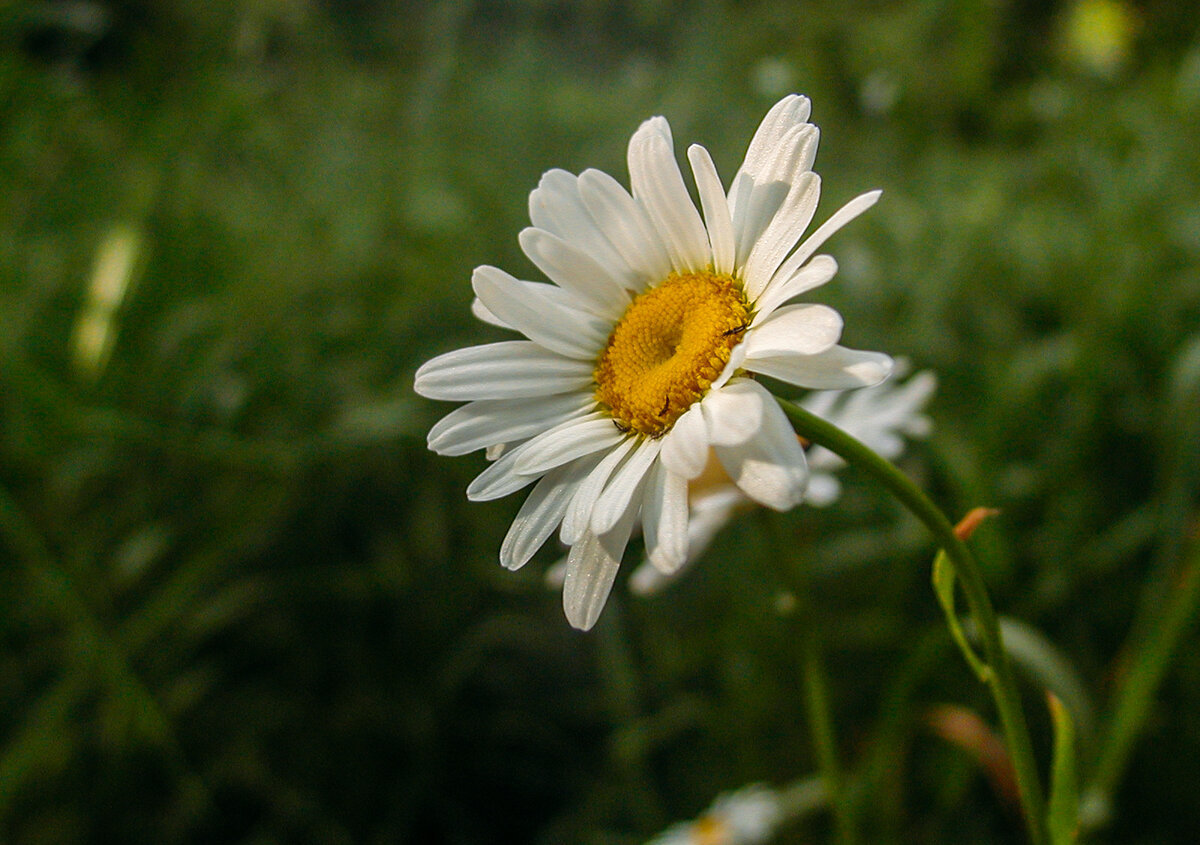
xmin=1082 ymin=537 xmax=1200 ymax=829
xmin=801 ymin=626 xmax=854 ymax=845
xmin=777 ymin=397 xmax=1047 ymax=845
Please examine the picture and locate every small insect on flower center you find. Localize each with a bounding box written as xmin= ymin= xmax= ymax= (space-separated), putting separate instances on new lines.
xmin=594 ymin=271 xmax=751 ymax=437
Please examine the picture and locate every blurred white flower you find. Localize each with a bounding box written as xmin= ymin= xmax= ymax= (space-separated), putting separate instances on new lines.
xmin=416 ymin=96 xmax=891 ymax=629
xmin=648 ymin=784 xmax=784 ymax=845
xmin=859 ymin=69 xmax=900 ymax=116
xmin=627 ymin=368 xmax=936 ymax=595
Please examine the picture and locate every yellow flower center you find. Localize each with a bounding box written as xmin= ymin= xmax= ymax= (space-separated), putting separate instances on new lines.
xmin=594 ymin=271 xmax=750 ymax=437
xmin=692 ymin=816 xmax=729 ymax=845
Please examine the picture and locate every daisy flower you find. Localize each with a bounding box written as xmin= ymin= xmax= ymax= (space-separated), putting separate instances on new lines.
xmin=646 ymin=784 xmax=786 ymax=845
xmin=414 ymin=95 xmax=892 ymax=630
xmin=626 ymin=368 xmax=937 ymax=596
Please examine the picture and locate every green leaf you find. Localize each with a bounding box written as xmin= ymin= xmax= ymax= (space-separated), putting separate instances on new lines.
xmin=1047 ymin=693 xmax=1080 ymax=845
xmin=997 ymin=617 xmax=1097 ymax=743
xmin=931 ymin=550 xmax=994 ymax=684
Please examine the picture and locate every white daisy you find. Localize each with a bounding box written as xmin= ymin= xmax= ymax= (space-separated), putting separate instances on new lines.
xmin=627 ymin=368 xmax=937 ymax=596
xmin=414 ymin=95 xmax=892 ymax=630
xmin=647 ymin=783 xmax=785 ymax=845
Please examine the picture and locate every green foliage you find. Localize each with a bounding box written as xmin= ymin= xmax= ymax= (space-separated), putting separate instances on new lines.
xmin=1048 ymin=694 xmax=1079 ymax=845
xmin=2 ymin=0 xmax=1200 ymax=842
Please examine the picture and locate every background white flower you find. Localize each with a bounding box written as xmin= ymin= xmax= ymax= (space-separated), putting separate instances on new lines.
xmin=415 ymin=95 xmax=892 ymax=629
xmin=627 ymin=368 xmax=937 ymax=596
xmin=645 ymin=784 xmax=785 ymax=845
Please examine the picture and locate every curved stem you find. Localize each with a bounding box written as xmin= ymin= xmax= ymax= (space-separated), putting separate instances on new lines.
xmin=777 ymin=397 xmax=1047 ymax=845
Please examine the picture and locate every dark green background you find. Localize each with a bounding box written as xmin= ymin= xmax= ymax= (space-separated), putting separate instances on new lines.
xmin=2 ymin=0 xmax=1199 ymax=841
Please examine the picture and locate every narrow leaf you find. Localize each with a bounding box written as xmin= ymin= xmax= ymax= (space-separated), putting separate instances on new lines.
xmin=997 ymin=617 xmax=1098 ymax=743
xmin=1047 ymin=693 xmax=1080 ymax=845
xmin=932 ymin=549 xmax=993 ymax=684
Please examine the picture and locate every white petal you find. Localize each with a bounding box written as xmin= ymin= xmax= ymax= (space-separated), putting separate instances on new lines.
xmin=414 ymin=341 xmax=594 ymax=400
xmin=729 ymin=174 xmax=785 ymax=272
xmin=560 ymin=437 xmax=637 ymax=545
xmin=466 ymin=439 xmax=541 ymax=502
xmin=472 ymin=275 xmax=594 ymax=332
xmin=872 ymin=431 xmax=905 ymax=458
xmin=701 ymin=378 xmax=766 ymax=446
xmin=891 ymin=371 xmax=938 ymax=435
xmin=577 ymin=168 xmax=673 ymax=286
xmin=710 ymin=342 xmax=746 ymax=392
xmin=770 ymin=190 xmax=881 ymax=286
xmin=562 ymin=515 xmax=635 ymax=631
xmin=658 ymin=403 xmax=709 ymax=479
xmin=514 ymin=415 xmax=628 ymax=476
xmin=715 ymin=397 xmax=809 ymax=511
xmin=472 ymin=265 xmax=609 ymax=359
xmin=631 ymin=486 xmax=745 ymax=594
xmin=804 ymin=443 xmax=846 ymax=472
xmin=799 ymin=387 xmax=840 ymax=420
xmin=751 ymin=255 xmax=838 ymax=324
xmin=743 ymin=171 xmax=821 ymax=299
xmin=629 ymin=560 xmax=671 ymax=595
xmin=687 ymin=144 xmax=735 ymax=275
xmin=499 ymin=456 xmax=601 ymax=571
xmin=691 ymin=483 xmax=749 ymax=515
xmin=529 ymin=169 xmax=637 ymax=283
xmin=590 ymin=439 xmax=661 ymax=535
xmin=427 ymin=393 xmax=592 ymax=456
xmin=803 ymin=369 xmax=937 ymax=464
xmin=471 ymin=297 xmax=508 ymax=329
xmin=805 ymin=473 xmax=842 ymax=507
xmin=729 ymin=121 xmax=820 ymax=271
xmin=735 ymin=95 xmax=813 ymax=184
xmin=744 ymin=344 xmax=894 ymax=390
xmin=642 ymin=461 xmax=689 ymax=574
xmin=728 ymin=97 xmax=814 ymax=232
xmin=743 ymin=304 xmax=843 ymax=359
xmin=519 ymin=227 xmax=631 ymax=319
xmin=627 ymin=116 xmax=710 ymax=272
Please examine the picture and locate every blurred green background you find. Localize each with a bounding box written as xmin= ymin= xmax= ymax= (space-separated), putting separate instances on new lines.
xmin=3 ymin=0 xmax=1200 ymax=841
